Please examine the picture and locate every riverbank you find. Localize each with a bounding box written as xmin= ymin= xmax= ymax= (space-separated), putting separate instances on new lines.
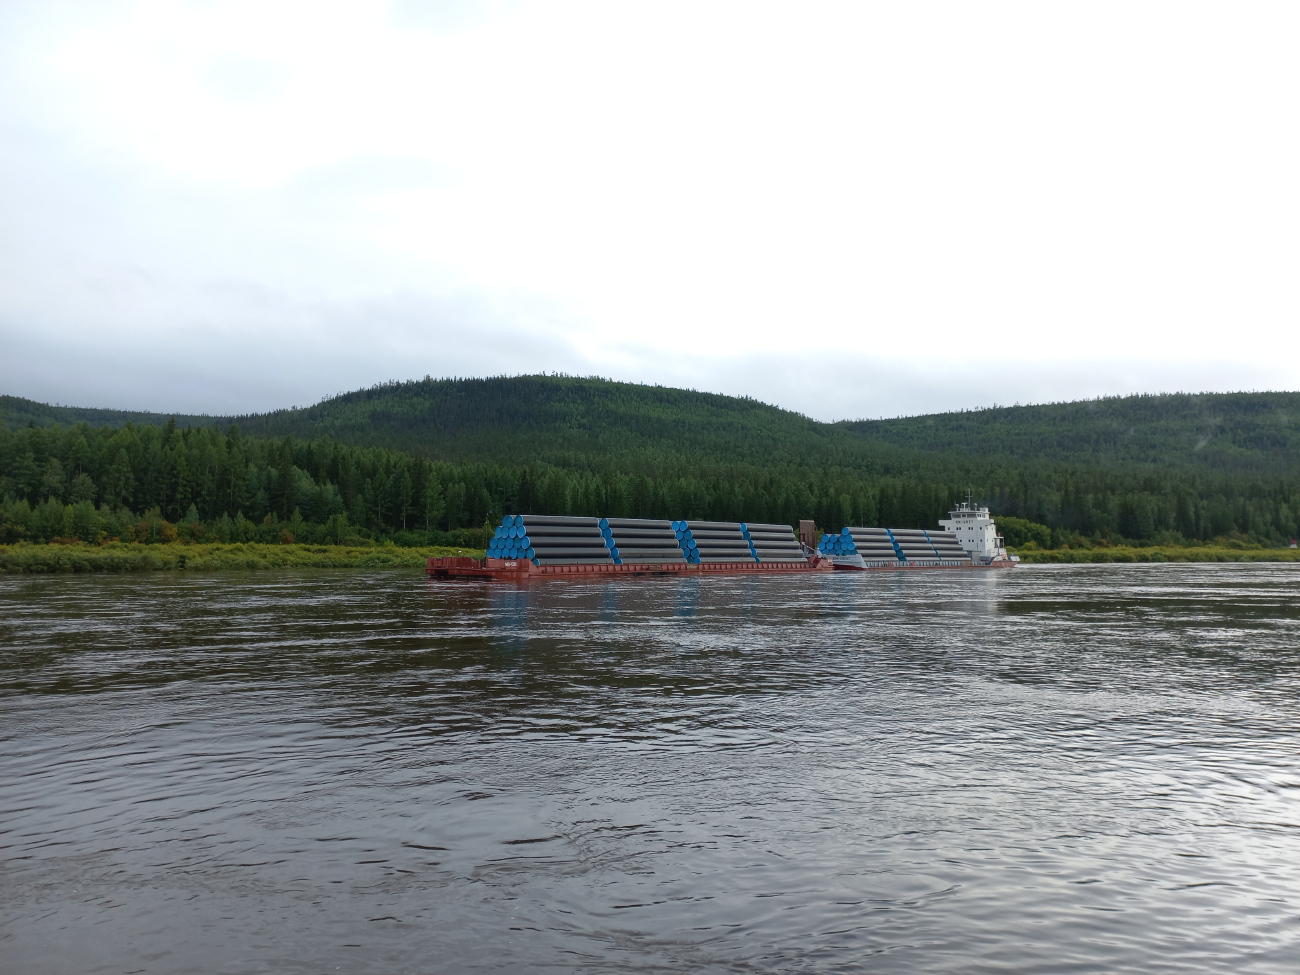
xmin=0 ymin=541 xmax=487 ymax=573
xmin=1014 ymin=545 xmax=1300 ymax=563
xmin=4 ymin=541 xmax=1297 ymax=573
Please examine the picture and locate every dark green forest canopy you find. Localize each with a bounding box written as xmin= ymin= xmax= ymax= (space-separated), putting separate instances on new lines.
xmin=3 ymin=378 xmax=1300 ymax=546
xmin=842 ymin=391 xmax=1300 ymax=473
xmin=0 ymin=394 xmax=215 ymax=431
xmin=3 ymin=415 xmax=1297 ymax=547
xmin=6 ymin=377 xmax=1300 ymax=478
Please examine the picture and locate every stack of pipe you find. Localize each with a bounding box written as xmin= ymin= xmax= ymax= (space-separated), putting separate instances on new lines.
xmin=487 ymin=514 xmax=613 ymax=565
xmin=815 ymin=526 xmax=972 ymax=564
xmin=674 ymin=521 xmax=757 ymax=563
xmin=818 ymin=527 xmax=902 ymax=564
xmin=487 ymin=516 xmax=529 ymax=560
xmin=853 ymin=528 xmax=903 ymax=563
xmin=889 ymin=528 xmax=944 ymax=563
xmin=818 ymin=528 xmax=856 ymax=557
xmin=601 ymin=518 xmax=686 ymax=564
xmin=741 ymin=522 xmax=805 ymax=562
xmin=925 ymin=530 xmax=972 ymax=564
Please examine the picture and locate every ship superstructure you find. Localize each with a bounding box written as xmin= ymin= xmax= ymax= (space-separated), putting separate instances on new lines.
xmin=938 ymin=494 xmax=1016 ymax=565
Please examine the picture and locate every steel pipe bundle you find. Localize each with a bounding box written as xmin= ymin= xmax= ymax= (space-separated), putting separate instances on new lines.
xmin=815 ymin=525 xmax=971 ymax=565
xmin=856 ymin=528 xmax=903 ymax=562
xmin=740 ymin=521 xmax=805 ymax=562
xmin=600 ymin=518 xmax=685 ymax=564
xmin=489 ymin=513 xmax=822 ymax=567
xmin=674 ymin=521 xmax=757 ymax=563
xmin=925 ymin=530 xmax=972 ymax=564
xmin=490 ymin=511 xmax=972 ymax=568
xmin=818 ymin=526 xmax=902 ymax=564
xmin=817 ymin=527 xmax=857 ymax=557
xmin=889 ymin=528 xmax=943 ymax=563
xmin=487 ymin=514 xmax=613 ymax=565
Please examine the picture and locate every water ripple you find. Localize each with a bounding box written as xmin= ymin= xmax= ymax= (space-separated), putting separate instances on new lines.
xmin=2 ymin=563 xmax=1299 ymax=973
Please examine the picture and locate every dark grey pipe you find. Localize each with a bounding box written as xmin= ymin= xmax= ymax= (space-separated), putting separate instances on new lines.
xmin=520 ymin=526 xmax=604 ymax=537
xmin=525 ymin=538 xmax=605 ymax=547
xmin=528 ymin=547 xmax=615 ymax=559
xmin=519 ymin=515 xmax=601 ymax=527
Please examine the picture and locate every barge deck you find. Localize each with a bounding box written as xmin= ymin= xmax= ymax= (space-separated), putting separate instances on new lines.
xmin=427 ymin=556 xmax=835 ymax=581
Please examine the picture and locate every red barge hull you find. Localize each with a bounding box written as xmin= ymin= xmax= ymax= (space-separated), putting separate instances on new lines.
xmin=830 ymin=560 xmax=1018 ymax=571
xmin=427 ymin=556 xmax=836 ymax=581
xmin=425 ymin=556 xmax=1015 ymax=580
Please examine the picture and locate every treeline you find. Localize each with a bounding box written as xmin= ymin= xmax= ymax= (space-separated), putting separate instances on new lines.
xmin=1 ymin=419 xmax=1298 ymax=547
xmin=843 ymin=390 xmax=1300 ymax=472
xmin=0 ymin=418 xmax=965 ymax=545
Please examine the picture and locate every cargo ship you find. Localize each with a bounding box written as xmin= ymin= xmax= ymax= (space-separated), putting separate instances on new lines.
xmin=818 ymin=496 xmax=1019 ymax=570
xmin=426 ymin=501 xmax=1018 ymax=580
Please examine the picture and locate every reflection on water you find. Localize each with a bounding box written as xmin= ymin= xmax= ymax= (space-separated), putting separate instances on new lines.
xmin=2 ymin=564 xmax=1299 ymax=973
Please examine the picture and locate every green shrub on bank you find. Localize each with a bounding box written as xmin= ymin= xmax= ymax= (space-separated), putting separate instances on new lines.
xmin=0 ymin=541 xmax=485 ymax=573
xmin=994 ymin=516 xmax=1052 ymax=549
xmin=1015 ymin=546 xmax=1300 ymax=564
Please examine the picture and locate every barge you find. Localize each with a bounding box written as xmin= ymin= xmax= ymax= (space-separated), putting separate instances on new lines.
xmin=820 ymin=497 xmax=1019 ymax=571
xmin=427 ymin=503 xmax=1018 ymax=581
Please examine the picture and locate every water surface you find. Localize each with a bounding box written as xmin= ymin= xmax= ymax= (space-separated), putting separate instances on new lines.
xmin=3 ymin=564 xmax=1299 ymax=973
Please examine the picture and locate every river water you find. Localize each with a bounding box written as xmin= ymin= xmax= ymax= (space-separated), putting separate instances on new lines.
xmin=2 ymin=564 xmax=1299 ymax=973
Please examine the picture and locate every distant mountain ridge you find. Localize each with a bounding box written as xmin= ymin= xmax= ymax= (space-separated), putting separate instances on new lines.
xmin=3 ymin=378 xmax=1298 ymax=476
xmin=842 ymin=391 xmax=1300 ymax=473
xmin=0 ymin=395 xmax=217 ymax=431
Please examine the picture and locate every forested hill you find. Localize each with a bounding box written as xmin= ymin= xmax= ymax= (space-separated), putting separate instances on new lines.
xmin=4 ymin=378 xmax=907 ymax=476
xmin=233 ymin=377 xmax=873 ymax=474
xmin=4 ymin=378 xmax=1299 ymax=547
xmin=5 ymin=378 xmax=1298 ymax=477
xmin=0 ymin=395 xmax=214 ymax=432
xmin=842 ymin=391 xmax=1300 ymax=474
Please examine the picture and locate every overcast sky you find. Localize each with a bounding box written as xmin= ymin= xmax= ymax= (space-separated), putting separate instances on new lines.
xmin=1 ymin=1 xmax=1297 ymax=421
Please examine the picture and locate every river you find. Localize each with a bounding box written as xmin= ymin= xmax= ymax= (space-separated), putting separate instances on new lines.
xmin=2 ymin=564 xmax=1298 ymax=973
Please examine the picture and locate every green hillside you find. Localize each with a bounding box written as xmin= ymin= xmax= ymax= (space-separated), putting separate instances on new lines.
xmin=3 ymin=377 xmax=1298 ymax=549
xmin=843 ymin=391 xmax=1300 ymax=474
xmin=7 ymin=378 xmax=1296 ymax=477
xmin=230 ymin=376 xmax=863 ymax=474
xmin=1 ymin=379 xmax=875 ymax=475
xmin=0 ymin=395 xmax=215 ymax=432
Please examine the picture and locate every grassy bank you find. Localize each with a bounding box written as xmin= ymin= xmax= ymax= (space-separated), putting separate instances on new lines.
xmin=0 ymin=541 xmax=486 ymax=573
xmin=1014 ymin=546 xmax=1300 ymax=564
xmin=6 ymin=540 xmax=1297 ymax=573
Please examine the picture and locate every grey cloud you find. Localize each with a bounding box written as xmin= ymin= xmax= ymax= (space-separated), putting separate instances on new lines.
xmin=1 ymin=285 xmax=589 ymax=414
